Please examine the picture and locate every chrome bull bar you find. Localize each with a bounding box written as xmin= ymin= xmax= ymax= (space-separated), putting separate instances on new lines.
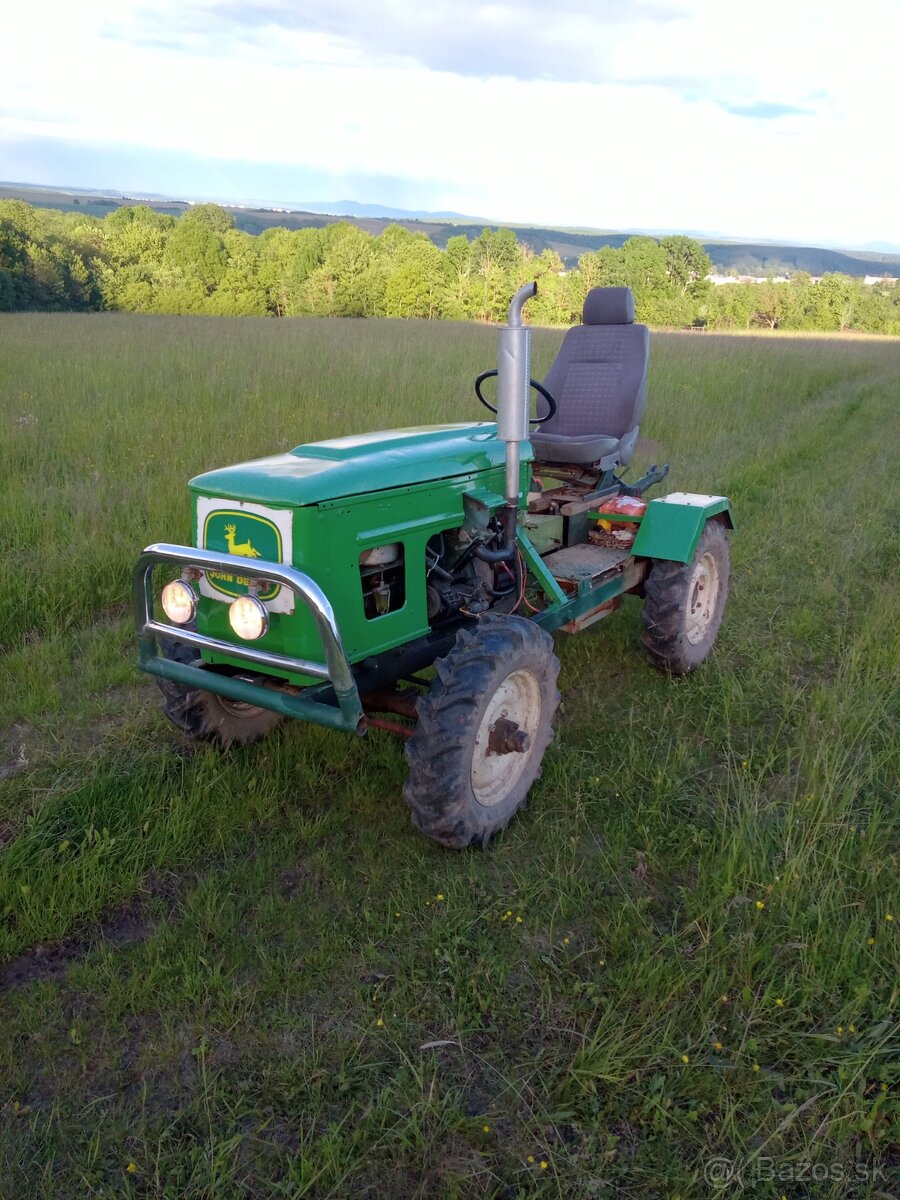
xmin=134 ymin=543 xmax=366 ymax=734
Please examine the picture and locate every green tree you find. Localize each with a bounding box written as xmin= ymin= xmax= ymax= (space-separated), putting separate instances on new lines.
xmin=660 ymin=236 xmax=712 ymax=297
xmin=467 ymin=228 xmax=522 ymax=321
xmin=442 ymin=235 xmax=472 ymax=319
xmin=163 ymin=214 xmax=227 ymax=295
xmin=258 ymin=227 xmax=325 ymax=315
xmin=205 ymin=229 xmax=267 ymax=315
xmin=299 ymin=224 xmax=378 ymax=317
xmin=383 ymin=237 xmax=449 ymax=318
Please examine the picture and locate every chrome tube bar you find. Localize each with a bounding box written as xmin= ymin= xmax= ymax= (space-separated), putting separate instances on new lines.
xmin=133 ymin=543 xmax=362 ymax=728
xmin=141 ymin=619 xmax=330 ymax=680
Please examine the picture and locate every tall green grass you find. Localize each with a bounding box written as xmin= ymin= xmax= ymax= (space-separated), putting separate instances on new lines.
xmin=0 ymin=315 xmax=897 ymax=1198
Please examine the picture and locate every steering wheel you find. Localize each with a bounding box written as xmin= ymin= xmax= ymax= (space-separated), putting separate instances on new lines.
xmin=474 ymin=370 xmax=558 ymax=425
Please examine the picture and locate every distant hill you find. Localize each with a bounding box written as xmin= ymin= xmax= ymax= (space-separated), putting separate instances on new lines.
xmin=288 ymin=200 xmax=475 ymax=220
xmin=699 ymin=242 xmax=900 ymax=278
xmin=3 ymin=182 xmax=899 ymax=279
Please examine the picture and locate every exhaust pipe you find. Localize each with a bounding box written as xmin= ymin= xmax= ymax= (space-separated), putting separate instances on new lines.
xmin=473 ymin=282 xmax=537 ymax=562
xmin=498 ymin=282 xmax=537 ymax=512
xmin=476 ymin=281 xmax=537 ymax=560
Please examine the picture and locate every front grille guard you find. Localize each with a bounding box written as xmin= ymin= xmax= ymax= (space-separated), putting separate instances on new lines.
xmin=134 ymin=543 xmax=365 ymax=734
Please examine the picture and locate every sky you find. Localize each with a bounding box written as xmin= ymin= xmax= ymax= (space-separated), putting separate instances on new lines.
xmin=2 ymin=0 xmax=898 ymax=249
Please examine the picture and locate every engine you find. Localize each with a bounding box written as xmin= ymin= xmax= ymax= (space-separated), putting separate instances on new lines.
xmin=424 ymin=524 xmax=518 ymax=623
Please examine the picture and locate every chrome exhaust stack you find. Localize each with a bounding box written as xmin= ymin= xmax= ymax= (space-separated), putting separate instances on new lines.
xmin=497 ymin=281 xmax=536 ymax=512
xmin=495 ymin=281 xmax=537 ymax=555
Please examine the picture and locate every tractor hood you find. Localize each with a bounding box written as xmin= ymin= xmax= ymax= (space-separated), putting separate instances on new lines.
xmin=190 ymin=423 xmax=522 ymax=506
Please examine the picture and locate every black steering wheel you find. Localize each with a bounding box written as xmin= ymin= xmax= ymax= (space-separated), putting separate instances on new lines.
xmin=474 ymin=370 xmax=558 ymax=425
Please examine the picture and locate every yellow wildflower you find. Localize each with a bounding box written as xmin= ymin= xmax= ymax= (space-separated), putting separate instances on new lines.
xmin=775 ymin=997 xmax=784 ymax=1007
xmin=563 ymin=937 xmax=570 ymax=946
xmin=527 ymin=1155 xmax=535 ymax=1164
xmin=540 ymin=1160 xmax=549 ymax=1170
xmin=125 ymin=1163 xmax=138 ymax=1174
xmin=755 ymin=900 xmax=766 ymax=910
xmin=714 ymin=1042 xmax=724 ymax=1051
xmin=376 ymin=1018 xmax=384 ymax=1027
xmin=752 ymin=1063 xmax=760 ymax=1072
xmin=886 ymin=913 xmax=894 ymax=922
xmin=515 ymin=916 xmax=523 ymax=924
xmin=482 ymin=1124 xmax=490 ymax=1132
xmin=436 ymin=893 xmax=445 ymax=901
xmin=681 ymin=1054 xmax=690 ymax=1064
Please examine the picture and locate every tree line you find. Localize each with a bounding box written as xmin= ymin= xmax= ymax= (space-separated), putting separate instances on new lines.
xmin=1 ymin=199 xmax=899 ymax=334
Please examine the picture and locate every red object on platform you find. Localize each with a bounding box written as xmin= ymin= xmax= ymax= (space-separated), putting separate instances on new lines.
xmin=596 ymin=495 xmax=647 ymax=519
xmin=592 ymin=495 xmax=647 ymax=547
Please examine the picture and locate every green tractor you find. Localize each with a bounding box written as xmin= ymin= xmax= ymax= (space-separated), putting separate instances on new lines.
xmin=134 ymin=284 xmax=733 ymax=847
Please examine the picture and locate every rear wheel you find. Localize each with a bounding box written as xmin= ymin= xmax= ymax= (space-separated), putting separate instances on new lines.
xmin=641 ymin=520 xmax=730 ymax=674
xmin=403 ymin=614 xmax=560 ymax=848
xmin=156 ymin=637 xmax=283 ymax=748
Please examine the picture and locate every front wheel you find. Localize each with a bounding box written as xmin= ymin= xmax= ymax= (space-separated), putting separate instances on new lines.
xmin=404 ymin=614 xmax=560 ymax=848
xmin=156 ymin=637 xmax=283 ymax=748
xmin=641 ymin=520 xmax=731 ymax=674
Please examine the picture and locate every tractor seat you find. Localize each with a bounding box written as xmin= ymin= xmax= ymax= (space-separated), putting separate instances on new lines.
xmin=531 ymin=286 xmax=649 ymax=469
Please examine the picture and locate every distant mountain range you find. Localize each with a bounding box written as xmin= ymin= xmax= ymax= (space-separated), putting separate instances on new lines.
xmin=3 ymin=181 xmax=899 ymax=277
xmin=288 ymin=200 xmax=475 ymax=220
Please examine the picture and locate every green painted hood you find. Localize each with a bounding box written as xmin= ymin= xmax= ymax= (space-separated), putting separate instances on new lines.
xmin=190 ymin=422 xmax=525 ymax=506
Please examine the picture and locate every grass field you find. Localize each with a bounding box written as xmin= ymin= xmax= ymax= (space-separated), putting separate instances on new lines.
xmin=1 ymin=314 xmax=898 ymax=1198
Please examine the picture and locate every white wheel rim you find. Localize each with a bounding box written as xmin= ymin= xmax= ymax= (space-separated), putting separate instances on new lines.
xmin=471 ymin=668 xmax=542 ymax=807
xmin=685 ymin=551 xmax=720 ymax=645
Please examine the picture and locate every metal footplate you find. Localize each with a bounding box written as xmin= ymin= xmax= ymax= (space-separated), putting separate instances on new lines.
xmin=133 ymin=543 xmax=366 ymax=734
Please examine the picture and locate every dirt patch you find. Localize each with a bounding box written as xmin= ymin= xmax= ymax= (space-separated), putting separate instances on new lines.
xmin=279 ymin=865 xmax=311 ymax=899
xmin=0 ymin=723 xmax=31 ymax=780
xmin=0 ymin=891 xmax=170 ymax=992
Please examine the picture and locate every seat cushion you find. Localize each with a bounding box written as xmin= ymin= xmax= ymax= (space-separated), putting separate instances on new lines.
xmin=530 ymin=432 xmax=620 ymax=464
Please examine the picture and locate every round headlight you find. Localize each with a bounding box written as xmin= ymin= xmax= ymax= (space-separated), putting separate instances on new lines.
xmin=161 ymin=579 xmax=197 ymax=625
xmin=228 ymin=594 xmax=268 ymax=641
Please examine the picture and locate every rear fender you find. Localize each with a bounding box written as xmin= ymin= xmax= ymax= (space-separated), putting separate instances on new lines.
xmin=630 ymin=493 xmax=734 ymax=564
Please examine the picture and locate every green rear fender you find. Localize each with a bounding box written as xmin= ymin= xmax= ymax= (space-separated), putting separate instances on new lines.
xmin=630 ymin=493 xmax=734 ymax=564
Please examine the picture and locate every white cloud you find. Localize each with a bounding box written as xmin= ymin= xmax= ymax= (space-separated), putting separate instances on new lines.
xmin=1 ymin=0 xmax=897 ymax=245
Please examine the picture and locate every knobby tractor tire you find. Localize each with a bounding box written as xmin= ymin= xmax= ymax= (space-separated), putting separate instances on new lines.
xmin=156 ymin=636 xmax=283 ymax=749
xmin=641 ymin=519 xmax=731 ymax=675
xmin=403 ymin=614 xmax=561 ymax=849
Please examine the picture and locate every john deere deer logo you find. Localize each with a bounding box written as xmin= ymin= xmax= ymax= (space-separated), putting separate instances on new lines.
xmin=223 ymin=523 xmax=261 ymax=559
xmin=202 ymin=509 xmax=283 ymax=601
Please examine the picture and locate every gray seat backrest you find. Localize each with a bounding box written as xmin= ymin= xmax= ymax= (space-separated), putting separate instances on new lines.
xmin=537 ymin=287 xmax=649 ymax=442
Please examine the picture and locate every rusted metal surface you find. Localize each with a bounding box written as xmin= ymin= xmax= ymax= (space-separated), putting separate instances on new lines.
xmin=365 ymin=715 xmax=415 ymax=738
xmin=487 ymin=717 xmax=531 ymax=756
xmin=556 ymin=558 xmax=647 ymax=633
xmin=560 ymin=596 xmax=620 ymax=633
xmin=361 ymin=688 xmax=420 ymax=720
xmin=360 ymin=687 xmax=419 ymax=738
